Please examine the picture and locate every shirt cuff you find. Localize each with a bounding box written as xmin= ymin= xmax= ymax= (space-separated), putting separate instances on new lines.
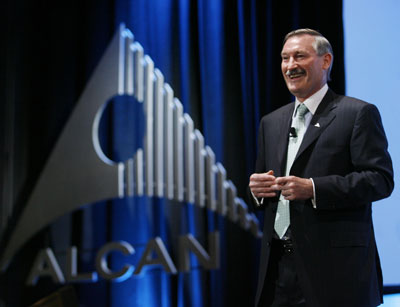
xmin=250 ymin=190 xmax=264 ymax=206
xmin=310 ymin=178 xmax=317 ymax=208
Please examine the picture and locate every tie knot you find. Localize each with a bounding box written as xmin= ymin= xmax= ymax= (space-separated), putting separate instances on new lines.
xmin=296 ymin=103 xmax=309 ymax=119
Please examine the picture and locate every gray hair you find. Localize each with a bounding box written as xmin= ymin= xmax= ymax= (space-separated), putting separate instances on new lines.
xmin=284 ymin=28 xmax=334 ymax=80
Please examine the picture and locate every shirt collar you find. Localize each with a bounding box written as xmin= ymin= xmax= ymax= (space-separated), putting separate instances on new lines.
xmin=294 ymin=84 xmax=329 ymax=116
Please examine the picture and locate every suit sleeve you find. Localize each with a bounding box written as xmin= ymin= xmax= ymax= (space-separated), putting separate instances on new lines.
xmin=312 ymin=104 xmax=394 ymax=210
xmin=255 ymin=119 xmax=266 ymax=173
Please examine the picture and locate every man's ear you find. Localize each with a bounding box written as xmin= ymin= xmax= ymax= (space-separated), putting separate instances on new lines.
xmin=322 ymin=53 xmax=333 ymax=70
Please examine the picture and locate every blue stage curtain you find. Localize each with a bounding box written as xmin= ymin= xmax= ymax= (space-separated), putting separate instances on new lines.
xmin=0 ymin=0 xmax=344 ymax=306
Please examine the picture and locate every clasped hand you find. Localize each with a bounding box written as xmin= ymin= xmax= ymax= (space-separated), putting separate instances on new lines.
xmin=249 ymin=170 xmax=313 ymax=201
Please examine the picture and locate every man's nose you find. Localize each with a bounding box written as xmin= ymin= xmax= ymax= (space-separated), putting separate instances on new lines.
xmin=287 ymin=57 xmax=298 ymax=69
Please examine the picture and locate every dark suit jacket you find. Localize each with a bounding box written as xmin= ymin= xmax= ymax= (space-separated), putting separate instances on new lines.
xmin=253 ymin=89 xmax=394 ymax=307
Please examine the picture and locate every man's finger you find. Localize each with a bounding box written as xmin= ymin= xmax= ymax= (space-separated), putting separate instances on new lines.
xmin=270 ymin=183 xmax=281 ymax=190
xmin=251 ymin=186 xmax=277 ymax=193
xmin=250 ymin=173 xmax=276 ymax=182
xmin=275 ymin=176 xmax=297 ymax=184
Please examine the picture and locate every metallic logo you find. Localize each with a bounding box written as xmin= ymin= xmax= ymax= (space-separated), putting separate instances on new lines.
xmin=0 ymin=24 xmax=262 ymax=273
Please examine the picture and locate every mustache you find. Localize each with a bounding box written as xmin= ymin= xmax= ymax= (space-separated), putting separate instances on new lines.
xmin=285 ymin=68 xmax=306 ymax=76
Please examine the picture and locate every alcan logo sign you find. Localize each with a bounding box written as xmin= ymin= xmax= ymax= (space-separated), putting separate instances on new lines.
xmin=0 ymin=25 xmax=262 ymax=285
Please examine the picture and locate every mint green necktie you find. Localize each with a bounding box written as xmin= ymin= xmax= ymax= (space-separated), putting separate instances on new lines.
xmin=274 ymin=103 xmax=309 ymax=239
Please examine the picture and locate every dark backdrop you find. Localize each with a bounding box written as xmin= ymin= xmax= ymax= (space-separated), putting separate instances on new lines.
xmin=0 ymin=0 xmax=344 ymax=306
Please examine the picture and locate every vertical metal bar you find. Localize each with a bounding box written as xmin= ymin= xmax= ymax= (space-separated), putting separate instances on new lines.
xmin=118 ymin=25 xmax=127 ymax=95
xmin=223 ymin=181 xmax=231 ymax=216
xmin=205 ymin=146 xmax=216 ymax=212
xmin=124 ymin=31 xmax=134 ymax=96
xmin=132 ymin=42 xmax=144 ymax=102
xmin=118 ymin=163 xmax=125 ymax=198
xmin=125 ymin=158 xmax=134 ymax=197
xmin=173 ymin=99 xmax=184 ymax=202
xmin=236 ymin=198 xmax=250 ymax=230
xmin=226 ymin=181 xmax=238 ymax=222
xmin=154 ymin=69 xmax=164 ymax=197
xmin=183 ymin=114 xmax=195 ymax=204
xmin=143 ymin=56 xmax=154 ymax=197
xmin=164 ymin=84 xmax=174 ymax=200
xmin=134 ymin=149 xmax=144 ymax=196
xmin=216 ymin=163 xmax=227 ymax=216
xmin=194 ymin=130 xmax=205 ymax=208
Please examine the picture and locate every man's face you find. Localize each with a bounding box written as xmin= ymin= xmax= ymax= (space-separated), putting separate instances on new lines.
xmin=281 ymin=34 xmax=331 ymax=101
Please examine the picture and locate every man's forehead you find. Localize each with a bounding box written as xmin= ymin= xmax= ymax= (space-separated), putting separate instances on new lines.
xmin=281 ymin=35 xmax=315 ymax=54
xmin=285 ymin=33 xmax=315 ymax=44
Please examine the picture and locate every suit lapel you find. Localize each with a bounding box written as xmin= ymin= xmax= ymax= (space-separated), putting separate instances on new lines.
xmin=277 ymin=104 xmax=295 ymax=176
xmin=294 ymin=90 xmax=338 ymax=163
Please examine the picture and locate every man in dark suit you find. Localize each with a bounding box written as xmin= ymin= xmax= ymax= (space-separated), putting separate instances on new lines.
xmin=249 ymin=28 xmax=394 ymax=307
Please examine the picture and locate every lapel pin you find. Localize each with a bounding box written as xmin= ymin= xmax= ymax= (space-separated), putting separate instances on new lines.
xmin=314 ymin=123 xmax=320 ymax=127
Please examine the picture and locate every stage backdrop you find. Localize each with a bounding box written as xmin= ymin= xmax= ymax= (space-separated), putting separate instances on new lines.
xmin=0 ymin=0 xmax=344 ymax=306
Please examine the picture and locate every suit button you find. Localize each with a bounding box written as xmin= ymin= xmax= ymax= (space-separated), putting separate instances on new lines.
xmin=266 ymin=242 xmax=271 ymax=247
